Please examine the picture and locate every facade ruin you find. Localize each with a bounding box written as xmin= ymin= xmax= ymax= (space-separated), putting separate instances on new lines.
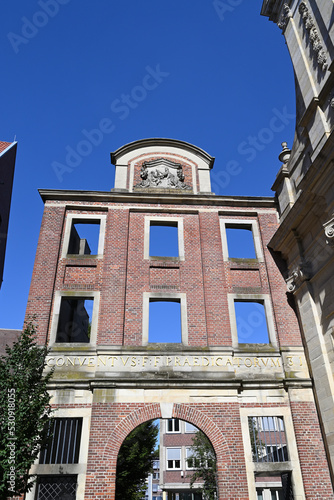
xmin=23 ymin=138 xmax=333 ymax=499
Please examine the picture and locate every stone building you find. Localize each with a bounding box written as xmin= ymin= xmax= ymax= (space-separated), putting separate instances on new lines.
xmin=261 ymin=0 xmax=334 ymax=481
xmin=23 ymin=138 xmax=333 ymax=499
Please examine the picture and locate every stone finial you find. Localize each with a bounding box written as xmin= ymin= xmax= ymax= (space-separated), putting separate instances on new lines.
xmin=278 ymin=142 xmax=291 ymax=164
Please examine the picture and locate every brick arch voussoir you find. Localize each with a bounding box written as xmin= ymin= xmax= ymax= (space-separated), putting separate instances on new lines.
xmin=173 ymin=403 xmax=232 ymax=465
xmin=102 ymin=403 xmax=162 ymax=462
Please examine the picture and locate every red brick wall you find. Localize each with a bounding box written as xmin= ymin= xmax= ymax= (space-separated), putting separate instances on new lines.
xmin=290 ymin=400 xmax=334 ymax=498
xmin=84 ymin=402 xmax=249 ymax=500
xmin=25 ymin=201 xmax=303 ymax=349
xmin=25 ymin=204 xmax=65 ymax=344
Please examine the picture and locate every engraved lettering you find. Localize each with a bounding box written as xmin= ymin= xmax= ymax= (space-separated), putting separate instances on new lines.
xmin=97 ymin=356 xmax=106 ymax=366
xmin=260 ymin=358 xmax=269 ymax=367
xmin=166 ymin=356 xmax=173 ymax=366
xmin=287 ymin=356 xmax=294 ymax=367
xmin=193 ymin=357 xmax=200 ymax=366
xmin=271 ymin=358 xmax=281 ymax=367
xmin=131 ymin=356 xmax=137 ymax=367
xmin=215 ymin=357 xmax=224 ymax=366
xmin=154 ymin=356 xmax=161 ymax=367
xmin=65 ymin=356 xmax=75 ymax=366
xmin=87 ymin=357 xmax=95 ymax=367
xmin=121 ymin=356 xmax=129 ymax=366
xmin=47 ymin=357 xmax=55 ymax=367
xmin=202 ymin=357 xmax=209 ymax=367
xmin=107 ymin=356 xmax=118 ymax=367
xmin=56 ymin=357 xmax=65 ymax=367
xmin=175 ymin=357 xmax=181 ymax=367
xmin=142 ymin=356 xmax=149 ymax=367
xmin=253 ymin=357 xmax=260 ymax=367
xmin=183 ymin=357 xmax=191 ymax=366
xmin=300 ymin=356 xmax=303 ymax=367
xmin=244 ymin=358 xmax=252 ymax=368
xmin=233 ymin=357 xmax=241 ymax=367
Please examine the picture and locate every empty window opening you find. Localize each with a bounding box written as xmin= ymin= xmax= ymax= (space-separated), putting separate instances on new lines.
xmin=249 ymin=416 xmax=288 ymax=463
xmin=149 ymin=300 xmax=182 ymax=343
xmin=67 ymin=221 xmax=100 ymax=255
xmin=167 ymin=418 xmax=180 ymax=433
xmin=35 ymin=475 xmax=77 ymax=500
xmin=167 ymin=448 xmax=181 ymax=469
xmin=39 ymin=418 xmax=82 ymax=464
xmin=235 ymin=301 xmax=269 ymax=343
xmin=149 ymin=222 xmax=178 ymax=257
xmin=226 ymin=225 xmax=256 ymax=259
xmin=56 ymin=297 xmax=93 ymax=343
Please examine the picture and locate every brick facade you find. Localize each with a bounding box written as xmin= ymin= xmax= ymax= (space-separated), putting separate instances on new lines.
xmin=23 ymin=139 xmax=333 ymax=500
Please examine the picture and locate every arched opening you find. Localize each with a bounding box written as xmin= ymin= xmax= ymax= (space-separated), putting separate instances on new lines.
xmin=115 ymin=418 xmax=217 ymax=500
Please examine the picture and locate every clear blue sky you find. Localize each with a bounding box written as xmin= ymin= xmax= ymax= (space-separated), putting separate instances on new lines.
xmin=0 ymin=1 xmax=295 ymax=330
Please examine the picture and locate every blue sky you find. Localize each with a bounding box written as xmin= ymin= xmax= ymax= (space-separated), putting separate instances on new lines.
xmin=0 ymin=1 xmax=295 ymax=330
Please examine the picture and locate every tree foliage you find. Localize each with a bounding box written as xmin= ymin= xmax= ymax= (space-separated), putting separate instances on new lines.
xmin=115 ymin=420 xmax=159 ymax=500
xmin=188 ymin=431 xmax=218 ymax=500
xmin=0 ymin=321 xmax=54 ymax=498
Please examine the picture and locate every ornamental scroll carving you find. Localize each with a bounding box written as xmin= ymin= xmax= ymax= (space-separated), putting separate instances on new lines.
xmin=277 ymin=4 xmax=292 ymax=31
xmin=135 ymin=158 xmax=191 ymax=190
xmin=299 ymin=2 xmax=328 ymax=71
xmin=286 ymin=262 xmax=311 ymax=292
xmin=323 ymin=217 xmax=334 ymax=246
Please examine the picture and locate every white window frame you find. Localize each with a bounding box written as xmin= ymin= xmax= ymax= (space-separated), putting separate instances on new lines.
xmin=142 ymin=292 xmax=188 ymax=345
xmin=240 ymin=406 xmax=305 ymax=500
xmin=185 ymin=422 xmax=198 ymax=433
xmin=144 ymin=216 xmax=185 ymax=260
xmin=227 ymin=293 xmax=277 ymax=348
xmin=166 ymin=447 xmax=181 ymax=470
xmin=61 ymin=213 xmax=107 ymax=258
xmin=220 ymin=218 xmax=264 ymax=262
xmin=166 ymin=418 xmax=181 ymax=433
xmin=185 ymin=447 xmax=196 ymax=470
xmin=49 ymin=290 xmax=100 ymax=347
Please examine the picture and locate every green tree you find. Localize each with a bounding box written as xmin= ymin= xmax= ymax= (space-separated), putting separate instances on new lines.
xmin=115 ymin=420 xmax=159 ymax=500
xmin=188 ymin=431 xmax=218 ymax=500
xmin=0 ymin=321 xmax=54 ymax=498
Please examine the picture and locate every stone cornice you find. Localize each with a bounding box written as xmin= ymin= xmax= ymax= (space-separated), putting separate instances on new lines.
xmin=39 ymin=189 xmax=276 ymax=208
xmin=110 ymin=138 xmax=215 ymax=169
xmin=260 ymin=0 xmax=287 ymax=23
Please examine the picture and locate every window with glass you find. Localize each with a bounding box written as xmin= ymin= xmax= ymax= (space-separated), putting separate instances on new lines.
xmin=166 ymin=448 xmax=181 ymax=469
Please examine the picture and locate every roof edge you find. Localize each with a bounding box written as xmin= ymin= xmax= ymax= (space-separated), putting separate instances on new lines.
xmin=110 ymin=138 xmax=215 ymax=169
xmin=0 ymin=141 xmax=17 ymax=158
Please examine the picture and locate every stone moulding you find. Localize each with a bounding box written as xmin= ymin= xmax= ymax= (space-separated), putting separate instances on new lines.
xmin=277 ymin=3 xmax=292 ymax=31
xmin=323 ymin=217 xmax=334 ymax=246
xmin=134 ymin=157 xmax=192 ymax=190
xmin=298 ymin=1 xmax=328 ymax=71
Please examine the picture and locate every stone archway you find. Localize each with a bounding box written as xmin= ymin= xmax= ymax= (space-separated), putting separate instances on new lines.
xmin=84 ymin=401 xmax=246 ymax=499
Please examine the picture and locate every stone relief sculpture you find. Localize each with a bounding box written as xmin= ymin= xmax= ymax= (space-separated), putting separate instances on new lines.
xmin=299 ymin=2 xmax=328 ymax=71
xmin=135 ymin=158 xmax=192 ymax=190
xmin=277 ymin=4 xmax=292 ymax=31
